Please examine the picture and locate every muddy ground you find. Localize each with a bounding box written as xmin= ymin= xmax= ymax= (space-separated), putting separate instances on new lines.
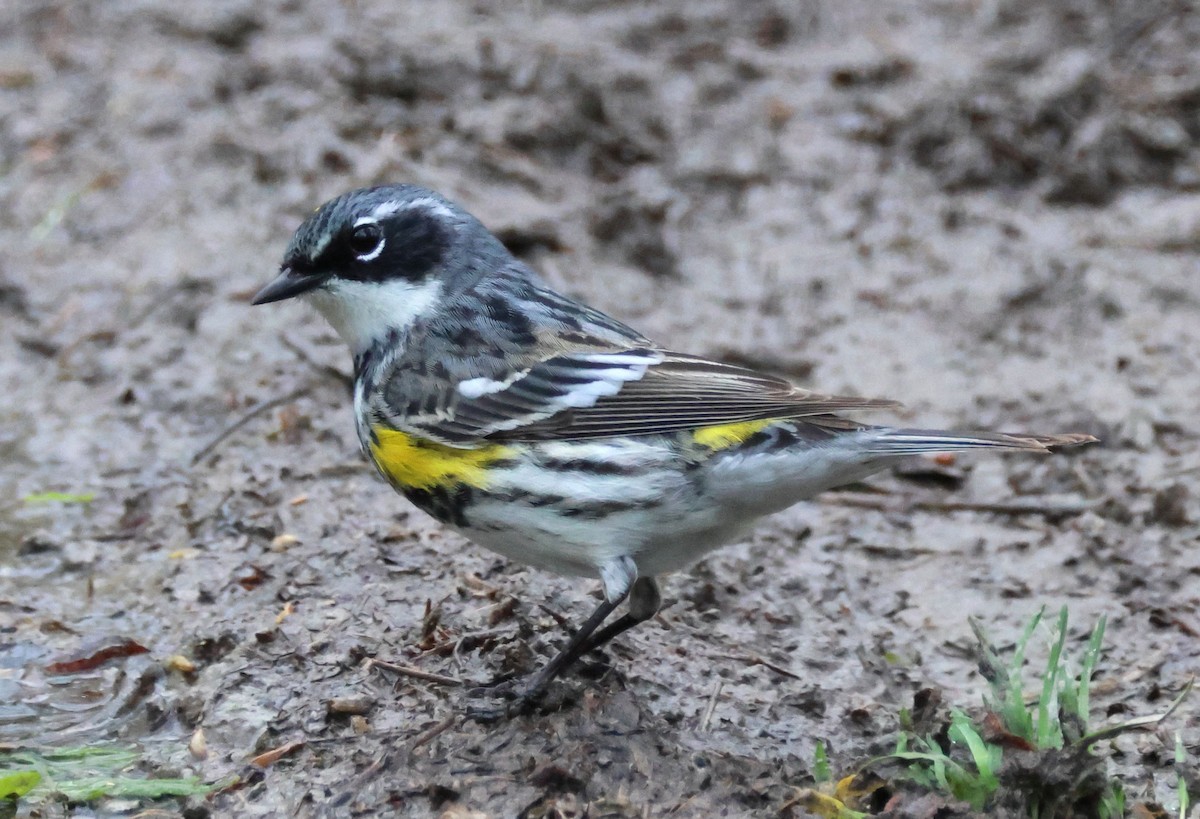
xmin=2 ymin=1 xmax=1198 ymax=816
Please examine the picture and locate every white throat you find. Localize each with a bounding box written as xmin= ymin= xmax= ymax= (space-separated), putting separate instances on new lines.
xmin=305 ymin=277 xmax=442 ymax=354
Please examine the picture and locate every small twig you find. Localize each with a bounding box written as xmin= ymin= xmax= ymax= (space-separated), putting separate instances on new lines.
xmin=713 ymin=653 xmax=804 ymax=681
xmin=700 ymin=680 xmax=724 ymax=732
xmin=367 ymin=658 xmax=462 ymax=687
xmin=344 ymin=751 xmax=392 ymax=793
xmin=191 ymin=387 xmax=308 ymax=465
xmin=1075 ymin=676 xmax=1194 ymax=747
xmin=307 ymin=728 xmax=408 ymax=747
xmin=822 ymin=492 xmax=1100 ymax=518
xmin=410 ymin=715 xmax=458 ymax=750
xmin=312 ymin=462 xmax=368 ymax=479
xmin=450 ymin=627 xmax=512 ymax=672
xmin=537 ymin=603 xmax=571 ymax=629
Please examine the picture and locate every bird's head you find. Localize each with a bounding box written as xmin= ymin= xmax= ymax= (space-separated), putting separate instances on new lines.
xmin=253 ymin=184 xmax=507 ymax=353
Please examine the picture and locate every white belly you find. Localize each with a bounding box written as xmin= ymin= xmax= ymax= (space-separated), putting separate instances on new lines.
xmin=451 ymin=434 xmax=887 ymax=581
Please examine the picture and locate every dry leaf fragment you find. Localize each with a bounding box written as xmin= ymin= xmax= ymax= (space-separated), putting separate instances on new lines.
xmin=439 ymin=806 xmax=488 ymax=819
xmin=46 ymin=638 xmax=149 ymax=674
xmin=270 ymin=533 xmax=299 ymax=551
xmin=779 ymin=789 xmax=855 ymax=818
xmin=327 ymin=695 xmax=375 ymax=716
xmin=235 ymin=564 xmax=269 ymax=590
xmin=1130 ymin=802 xmax=1169 ymax=819
xmin=250 ymin=739 xmax=305 ymax=768
xmin=982 ymin=711 xmax=1038 ymax=751
xmin=189 ymin=727 xmax=208 ymax=760
xmin=277 ymin=404 xmax=310 ymax=444
xmin=275 ymin=600 xmax=296 ymax=624
xmin=165 ymin=654 xmax=197 ymax=674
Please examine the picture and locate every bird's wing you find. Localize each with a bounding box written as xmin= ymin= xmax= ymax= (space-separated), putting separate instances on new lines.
xmin=377 ymin=345 xmax=898 ymax=445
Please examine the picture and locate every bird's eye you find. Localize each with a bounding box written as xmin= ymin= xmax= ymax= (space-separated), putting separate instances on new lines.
xmin=348 ymin=222 xmax=384 ymax=260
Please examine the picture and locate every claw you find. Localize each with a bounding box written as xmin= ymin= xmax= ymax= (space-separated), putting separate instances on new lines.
xmin=464 ymin=686 xmax=540 ymax=723
xmin=463 ymin=701 xmax=512 ymax=723
xmin=466 ymin=677 xmax=520 ymax=701
xmin=463 ymin=677 xmax=579 ymax=723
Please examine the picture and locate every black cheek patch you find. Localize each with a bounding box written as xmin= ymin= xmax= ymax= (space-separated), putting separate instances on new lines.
xmin=336 ymin=209 xmax=450 ymax=283
xmin=375 ymin=210 xmax=449 ymax=281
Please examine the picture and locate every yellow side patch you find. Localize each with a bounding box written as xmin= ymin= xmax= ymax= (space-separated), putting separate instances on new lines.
xmin=691 ymin=419 xmax=775 ymax=451
xmin=368 ymin=427 xmax=513 ymax=490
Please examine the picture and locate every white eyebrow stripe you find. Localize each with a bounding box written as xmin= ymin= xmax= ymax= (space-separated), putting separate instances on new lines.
xmin=371 ymin=201 xmax=402 ymax=219
xmin=371 ymin=197 xmax=457 ymax=221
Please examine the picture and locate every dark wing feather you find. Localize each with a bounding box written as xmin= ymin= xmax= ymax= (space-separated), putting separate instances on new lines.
xmin=369 ymin=265 xmax=898 ymax=445
xmin=497 ymin=351 xmax=898 ymax=441
xmin=390 ymin=347 xmax=898 ymax=445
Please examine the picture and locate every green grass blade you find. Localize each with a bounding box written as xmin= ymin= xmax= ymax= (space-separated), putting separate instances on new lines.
xmin=949 ymin=711 xmax=1000 ymax=792
xmin=813 ymin=741 xmax=831 ymax=783
xmin=1 ymin=745 xmax=213 ymax=807
xmin=0 ymin=770 xmax=41 ymax=799
xmin=1004 ymin=607 xmax=1044 ymax=740
xmin=1036 ymin=607 xmax=1069 ymax=749
xmin=1012 ymin=607 xmax=1044 ymax=677
xmin=1177 ymin=731 xmax=1190 ymax=819
xmin=1099 ymin=780 xmax=1125 ymax=819
xmin=1077 ymin=614 xmax=1106 ymax=727
xmin=44 ymin=775 xmax=210 ymax=802
xmin=22 ymin=491 xmax=96 ymax=504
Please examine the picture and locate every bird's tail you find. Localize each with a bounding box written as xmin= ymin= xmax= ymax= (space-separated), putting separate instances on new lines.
xmin=861 ymin=428 xmax=1097 ymax=456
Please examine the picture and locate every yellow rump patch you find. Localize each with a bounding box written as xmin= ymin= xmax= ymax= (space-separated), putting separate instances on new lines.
xmin=368 ymin=427 xmax=513 ymax=491
xmin=691 ymin=419 xmax=775 ymax=451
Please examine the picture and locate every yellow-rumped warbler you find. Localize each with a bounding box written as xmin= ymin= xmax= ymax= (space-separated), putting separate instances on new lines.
xmin=252 ymin=184 xmax=1095 ymax=718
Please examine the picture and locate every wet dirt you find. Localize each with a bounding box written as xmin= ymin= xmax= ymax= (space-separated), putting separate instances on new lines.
xmin=1 ymin=1 xmax=1197 ymax=816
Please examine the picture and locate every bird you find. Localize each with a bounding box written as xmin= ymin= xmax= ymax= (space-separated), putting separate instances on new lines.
xmin=252 ymin=184 xmax=1095 ymax=719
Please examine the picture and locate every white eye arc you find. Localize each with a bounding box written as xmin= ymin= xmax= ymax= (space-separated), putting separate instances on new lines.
xmin=349 ymin=217 xmax=385 ymax=262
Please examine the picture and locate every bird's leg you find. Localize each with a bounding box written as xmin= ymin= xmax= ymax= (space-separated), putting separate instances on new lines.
xmin=519 ymin=595 xmax=621 ymax=693
xmin=466 ymin=593 xmax=622 ymax=721
xmin=466 ymin=557 xmax=638 ymax=721
xmin=516 ymin=576 xmax=660 ymax=694
xmin=579 ymin=576 xmax=661 ymax=656
xmin=517 ymin=555 xmax=642 ymax=696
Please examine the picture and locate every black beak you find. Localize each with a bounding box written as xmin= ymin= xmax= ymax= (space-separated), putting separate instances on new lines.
xmin=251 ymin=267 xmax=326 ymax=305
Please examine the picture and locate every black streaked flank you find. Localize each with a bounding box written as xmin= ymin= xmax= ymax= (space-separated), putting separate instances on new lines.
xmin=403 ymin=485 xmax=474 ymax=528
xmin=486 ymin=488 xmax=568 ymax=508
xmin=534 ymin=456 xmax=646 ymax=476
xmin=559 ymin=497 xmax=664 ymax=520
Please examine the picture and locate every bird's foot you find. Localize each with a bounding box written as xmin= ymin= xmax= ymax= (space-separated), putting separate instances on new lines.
xmin=463 ymin=681 xmax=543 ymax=723
xmin=467 ymin=672 xmax=519 ymax=694
xmin=464 ymin=674 xmax=577 ymax=723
